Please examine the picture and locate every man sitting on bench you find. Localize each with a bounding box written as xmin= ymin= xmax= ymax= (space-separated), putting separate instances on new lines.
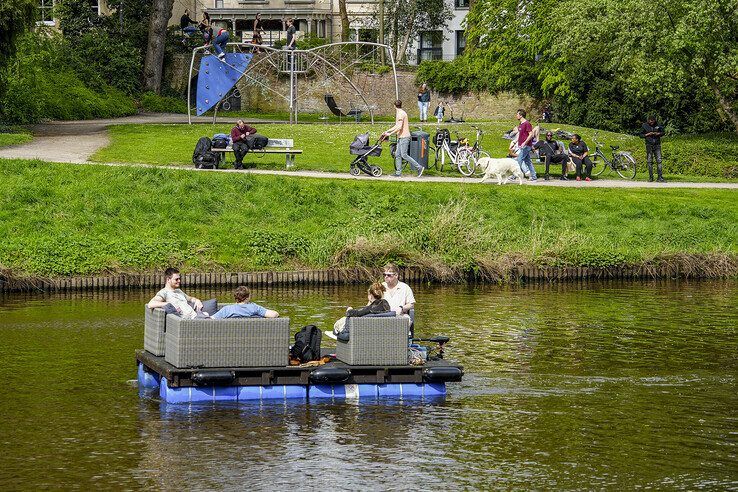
xmin=230 ymin=119 xmax=257 ymax=170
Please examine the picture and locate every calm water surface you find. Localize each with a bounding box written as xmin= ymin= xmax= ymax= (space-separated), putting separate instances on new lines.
xmin=1 ymin=281 xmax=736 ymax=489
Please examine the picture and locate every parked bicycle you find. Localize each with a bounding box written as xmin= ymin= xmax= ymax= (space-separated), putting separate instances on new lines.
xmin=431 ymin=128 xmax=477 ymax=176
xmin=590 ymin=132 xmax=637 ymax=179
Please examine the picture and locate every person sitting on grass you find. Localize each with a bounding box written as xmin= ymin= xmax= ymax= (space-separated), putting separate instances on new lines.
xmin=212 ymin=285 xmax=279 ymax=319
xmin=147 ymin=267 xmax=207 ymax=319
xmin=326 ymin=282 xmax=392 ymax=340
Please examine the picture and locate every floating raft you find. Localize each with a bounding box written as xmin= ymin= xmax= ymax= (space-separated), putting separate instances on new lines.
xmin=136 ymin=350 xmax=464 ymax=404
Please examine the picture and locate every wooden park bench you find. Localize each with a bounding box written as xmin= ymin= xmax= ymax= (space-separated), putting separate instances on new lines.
xmin=212 ymin=138 xmax=303 ymax=169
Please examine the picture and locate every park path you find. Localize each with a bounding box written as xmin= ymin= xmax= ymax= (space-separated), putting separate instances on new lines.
xmin=1 ymin=114 xmax=737 ymax=189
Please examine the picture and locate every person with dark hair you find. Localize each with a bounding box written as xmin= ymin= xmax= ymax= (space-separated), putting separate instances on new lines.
xmin=146 ymin=268 xmax=205 ymax=319
xmin=180 ymin=9 xmax=197 ymax=42
xmin=534 ymin=130 xmax=569 ymax=180
xmin=515 ymin=109 xmax=537 ymax=181
xmin=199 ymin=12 xmax=212 ymax=46
xmin=641 ymin=115 xmax=666 ymax=182
xmin=252 ymin=13 xmax=263 ymax=46
xmin=417 ymin=83 xmax=431 ymax=122
xmin=285 ymin=18 xmax=297 ymax=50
xmin=382 ymin=100 xmax=424 ymax=177
xmin=230 ymin=119 xmax=257 ymax=169
xmin=212 ymin=285 xmax=279 ymax=319
xmin=568 ymin=134 xmax=593 ymax=181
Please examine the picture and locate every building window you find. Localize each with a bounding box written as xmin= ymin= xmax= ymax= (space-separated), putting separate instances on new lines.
xmin=418 ymin=31 xmax=443 ymax=61
xmin=456 ymin=30 xmax=466 ymax=56
xmin=214 ymin=0 xmax=223 ymax=8
xmin=455 ymin=0 xmax=469 ymax=8
xmin=38 ymin=0 xmax=54 ymax=25
xmin=90 ymin=0 xmax=100 ymax=16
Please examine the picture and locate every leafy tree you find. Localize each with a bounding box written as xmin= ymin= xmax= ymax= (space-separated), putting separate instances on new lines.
xmin=382 ymin=0 xmax=453 ymax=64
xmin=0 ymin=0 xmax=36 ymax=104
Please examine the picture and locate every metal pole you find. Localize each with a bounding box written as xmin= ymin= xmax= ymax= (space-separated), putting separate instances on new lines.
xmin=379 ymin=0 xmax=384 ymax=65
xmin=187 ymin=47 xmax=198 ymax=124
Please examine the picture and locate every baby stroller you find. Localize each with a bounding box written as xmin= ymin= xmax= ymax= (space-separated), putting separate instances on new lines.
xmin=349 ymin=132 xmax=384 ymax=177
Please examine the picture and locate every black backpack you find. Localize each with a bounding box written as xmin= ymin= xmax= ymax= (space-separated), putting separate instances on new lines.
xmin=290 ymin=325 xmax=322 ymax=363
xmin=245 ymin=134 xmax=269 ymax=150
xmin=193 ymin=136 xmax=220 ymax=169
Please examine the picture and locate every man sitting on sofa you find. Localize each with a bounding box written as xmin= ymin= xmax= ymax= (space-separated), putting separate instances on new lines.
xmin=146 ymin=267 xmax=207 ymax=319
xmin=212 ymin=285 xmax=279 ymax=319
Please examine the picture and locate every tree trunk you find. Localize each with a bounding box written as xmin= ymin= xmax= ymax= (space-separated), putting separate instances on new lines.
xmin=711 ymin=82 xmax=738 ymax=134
xmin=397 ymin=10 xmax=416 ymax=64
xmin=339 ymin=0 xmax=350 ymax=41
xmin=142 ymin=0 xmax=175 ymax=93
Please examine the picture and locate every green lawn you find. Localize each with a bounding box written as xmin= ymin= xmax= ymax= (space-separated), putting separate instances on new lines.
xmin=1 ymin=158 xmax=735 ymax=278
xmin=91 ymin=122 xmax=738 ymax=181
xmin=0 ymin=132 xmax=32 ymax=147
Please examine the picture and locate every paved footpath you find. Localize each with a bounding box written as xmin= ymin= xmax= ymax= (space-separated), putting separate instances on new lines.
xmin=1 ymin=114 xmax=736 ymax=189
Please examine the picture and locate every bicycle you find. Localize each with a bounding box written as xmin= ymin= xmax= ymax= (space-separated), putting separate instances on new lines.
xmin=590 ymin=132 xmax=637 ymax=179
xmin=431 ymin=128 xmax=477 ymax=176
xmin=465 ymin=125 xmax=490 ymax=175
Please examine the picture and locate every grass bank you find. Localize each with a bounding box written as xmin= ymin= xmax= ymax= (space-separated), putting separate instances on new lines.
xmin=1 ymin=159 xmax=736 ymax=280
xmin=0 ymin=129 xmax=32 ymax=147
xmin=92 ymin=123 xmax=738 ymax=181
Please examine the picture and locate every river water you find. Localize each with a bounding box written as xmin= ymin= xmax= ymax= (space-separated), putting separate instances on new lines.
xmin=1 ymin=281 xmax=736 ymax=489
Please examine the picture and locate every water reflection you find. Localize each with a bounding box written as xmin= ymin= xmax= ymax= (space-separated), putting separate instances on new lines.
xmin=0 ymin=280 xmax=736 ymax=489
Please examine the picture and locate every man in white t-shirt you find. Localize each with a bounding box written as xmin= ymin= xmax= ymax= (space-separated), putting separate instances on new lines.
xmin=381 ymin=263 xmax=415 ymax=316
xmin=146 ymin=267 xmax=205 ymax=319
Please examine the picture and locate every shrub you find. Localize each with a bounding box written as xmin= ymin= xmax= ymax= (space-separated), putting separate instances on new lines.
xmin=139 ymin=92 xmax=188 ymax=113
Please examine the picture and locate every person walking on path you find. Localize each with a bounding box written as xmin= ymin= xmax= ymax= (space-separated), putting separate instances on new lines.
xmin=230 ymin=119 xmax=257 ymax=169
xmin=515 ymin=109 xmax=537 ymax=181
xmin=641 ymin=115 xmax=666 ymax=182
xmin=417 ymin=83 xmax=431 ymax=122
xmin=382 ymin=100 xmax=424 ymax=177
xmin=252 ymin=13 xmax=263 ymax=47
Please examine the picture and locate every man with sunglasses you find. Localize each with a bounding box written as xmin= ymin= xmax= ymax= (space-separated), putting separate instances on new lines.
xmin=533 ymin=131 xmax=569 ymax=180
xmin=381 ymin=263 xmax=415 ymax=316
xmin=147 ymin=267 xmax=206 ymax=319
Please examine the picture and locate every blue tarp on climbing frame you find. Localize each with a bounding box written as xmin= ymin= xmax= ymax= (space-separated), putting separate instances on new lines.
xmin=196 ymin=53 xmax=252 ymax=116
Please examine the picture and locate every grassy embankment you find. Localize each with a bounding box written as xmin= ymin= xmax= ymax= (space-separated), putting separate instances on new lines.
xmin=0 ymin=159 xmax=735 ymax=280
xmin=92 ymin=123 xmax=738 ymax=181
xmin=0 ymin=129 xmax=32 ymax=147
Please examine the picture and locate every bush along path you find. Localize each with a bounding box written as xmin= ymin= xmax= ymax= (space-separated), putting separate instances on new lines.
xmin=0 ymin=159 xmax=736 ymax=288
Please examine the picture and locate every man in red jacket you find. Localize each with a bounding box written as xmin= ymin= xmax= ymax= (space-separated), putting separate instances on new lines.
xmin=230 ymin=119 xmax=257 ymax=169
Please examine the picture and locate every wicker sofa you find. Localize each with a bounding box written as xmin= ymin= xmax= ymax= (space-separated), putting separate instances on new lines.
xmin=336 ymin=316 xmax=410 ymax=366
xmin=164 ymin=315 xmax=290 ymax=368
xmin=144 ymin=306 xmax=290 ymax=368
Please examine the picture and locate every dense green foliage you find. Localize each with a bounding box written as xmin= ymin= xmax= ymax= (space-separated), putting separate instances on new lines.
xmin=0 ymin=159 xmax=735 ymax=277
xmin=1 ymin=31 xmax=137 ymax=124
xmin=139 ymin=92 xmax=188 ymax=113
xmin=0 ymin=131 xmax=32 ymax=147
xmin=421 ymin=0 xmax=738 ymax=135
xmin=91 ymin=123 xmax=738 ymax=179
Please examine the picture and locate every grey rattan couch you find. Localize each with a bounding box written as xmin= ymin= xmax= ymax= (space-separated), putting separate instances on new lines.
xmin=164 ymin=315 xmax=290 ymax=368
xmin=336 ymin=317 xmax=410 ymax=365
xmin=144 ymin=307 xmax=168 ymax=356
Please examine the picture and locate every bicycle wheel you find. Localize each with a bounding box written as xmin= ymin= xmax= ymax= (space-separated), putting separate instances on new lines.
xmin=473 ymin=150 xmax=491 ymax=176
xmin=456 ymin=147 xmax=477 ymax=176
xmin=590 ymin=151 xmax=608 ymax=177
xmin=615 ymin=153 xmax=637 ymax=180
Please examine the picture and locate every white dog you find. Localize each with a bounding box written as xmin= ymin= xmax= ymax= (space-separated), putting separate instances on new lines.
xmin=477 ymin=157 xmax=525 ymax=185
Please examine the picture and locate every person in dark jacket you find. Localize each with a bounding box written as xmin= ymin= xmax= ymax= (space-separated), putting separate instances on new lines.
xmin=180 ymin=10 xmax=197 ymax=40
xmin=534 ymin=131 xmax=569 ymax=180
xmin=230 ymin=119 xmax=257 ymax=169
xmin=568 ymin=134 xmax=593 ymax=181
xmin=326 ymin=282 xmax=391 ymax=339
xmin=640 ymin=116 xmax=665 ymax=182
xmin=417 ymin=83 xmax=431 ymax=122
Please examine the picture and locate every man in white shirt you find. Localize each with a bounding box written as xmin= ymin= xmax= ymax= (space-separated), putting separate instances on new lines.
xmin=381 ymin=263 xmax=415 ymax=315
xmin=146 ymin=267 xmax=205 ymax=319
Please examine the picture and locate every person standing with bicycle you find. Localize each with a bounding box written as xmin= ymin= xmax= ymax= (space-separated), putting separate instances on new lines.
xmin=382 ymin=100 xmax=424 ymax=177
xmin=641 ymin=116 xmax=665 ymax=182
xmin=515 ymin=109 xmax=537 ymax=181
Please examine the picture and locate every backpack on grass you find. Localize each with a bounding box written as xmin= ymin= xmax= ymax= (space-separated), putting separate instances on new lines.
xmin=193 ymin=136 xmax=220 ymax=169
xmin=290 ymin=325 xmax=322 ymax=363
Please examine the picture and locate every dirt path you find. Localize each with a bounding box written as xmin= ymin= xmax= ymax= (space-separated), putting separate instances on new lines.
xmin=2 ymin=114 xmax=737 ymax=189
